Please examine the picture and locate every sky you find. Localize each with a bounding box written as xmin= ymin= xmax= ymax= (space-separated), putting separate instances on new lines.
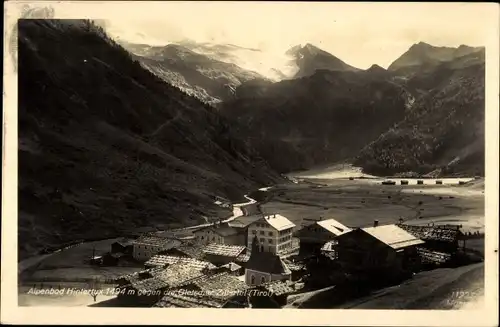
xmin=52 ymin=2 xmax=495 ymax=69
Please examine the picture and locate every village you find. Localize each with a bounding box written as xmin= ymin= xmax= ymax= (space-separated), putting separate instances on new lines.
xmin=54 ymin=177 xmax=482 ymax=309
xmin=17 ymin=174 xmax=485 ymax=308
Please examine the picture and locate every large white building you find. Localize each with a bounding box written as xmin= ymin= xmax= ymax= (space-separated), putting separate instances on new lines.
xmin=246 ymin=214 xmax=298 ymax=257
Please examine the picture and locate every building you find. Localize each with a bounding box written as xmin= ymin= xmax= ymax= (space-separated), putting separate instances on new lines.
xmin=296 ymin=217 xmax=352 ymax=252
xmin=245 ymin=236 xmax=292 ymax=286
xmin=193 ymin=223 xmax=244 ymax=246
xmin=246 ymin=214 xmax=299 ymax=257
xmin=327 ymin=223 xmax=425 ymax=282
xmin=202 ymin=243 xmax=246 ymax=265
xmin=131 ymin=235 xmax=181 ymax=262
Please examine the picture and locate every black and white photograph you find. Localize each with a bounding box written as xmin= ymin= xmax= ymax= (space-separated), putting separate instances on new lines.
xmin=2 ymin=1 xmax=499 ymax=325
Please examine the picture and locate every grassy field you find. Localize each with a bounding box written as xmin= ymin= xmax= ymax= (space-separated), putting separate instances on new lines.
xmin=337 ymin=262 xmax=484 ymax=309
xmin=262 ymin=178 xmax=484 ymax=233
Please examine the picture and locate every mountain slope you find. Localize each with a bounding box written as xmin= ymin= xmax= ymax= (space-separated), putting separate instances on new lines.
xmin=222 ymin=68 xmax=412 ymax=172
xmin=388 ymin=42 xmax=484 ymax=76
xmin=355 ymin=54 xmax=485 ymax=176
xmin=18 ymin=19 xmax=282 ymax=259
xmin=286 ymin=43 xmax=360 ymax=78
xmin=119 ymin=41 xmax=269 ymax=105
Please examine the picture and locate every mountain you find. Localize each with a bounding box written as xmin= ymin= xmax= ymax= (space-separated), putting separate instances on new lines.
xmin=117 ymin=40 xmax=269 ymax=106
xmin=388 ymin=41 xmax=484 ymax=76
xmin=286 ymin=43 xmax=360 ymax=78
xmin=355 ymin=50 xmax=485 ymax=176
xmin=18 ymin=19 xmax=283 ymax=259
xmin=176 ymin=40 xmax=298 ymax=81
xmin=221 ymin=68 xmax=412 ymax=172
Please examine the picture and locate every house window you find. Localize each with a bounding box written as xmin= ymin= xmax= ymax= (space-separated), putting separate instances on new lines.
xmin=261 ymin=276 xmax=266 ymax=284
xmin=268 ymin=231 xmax=273 ymax=236
xmin=201 ymin=236 xmax=204 ymax=240
xmin=260 ymin=231 xmax=264 ymax=235
xmin=252 ymin=230 xmax=257 ymax=234
xmin=251 ymin=275 xmax=255 ymax=285
xmin=260 ymin=238 xmax=265 ymax=243
xmin=260 ymin=245 xmax=264 ymax=252
xmin=269 ymin=239 xmax=273 ymax=244
xmin=212 ymin=237 xmax=215 ymax=241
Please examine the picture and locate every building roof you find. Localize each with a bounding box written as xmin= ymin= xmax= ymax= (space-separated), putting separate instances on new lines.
xmin=130 ymin=263 xmax=206 ymax=291
xmin=247 ymin=251 xmax=291 ymax=275
xmin=398 ymin=224 xmax=462 ymax=243
xmin=252 ymin=214 xmax=295 ymax=231
xmin=193 ymin=224 xmax=239 ymax=237
xmin=203 ymin=244 xmax=246 ymax=257
xmin=131 ymin=235 xmax=180 ymax=249
xmin=317 ymin=219 xmax=351 ymax=236
xmin=153 ymin=272 xmax=249 ymax=308
xmin=362 ymin=224 xmax=425 ymax=250
xmin=282 ymin=259 xmax=305 ymax=271
xmin=164 ymin=242 xmax=206 ymax=260
xmin=192 ymin=272 xmax=248 ymax=297
xmin=259 ymin=280 xmax=295 ymax=296
xmin=145 ymin=255 xmax=216 ymax=270
xmin=228 ymin=215 xmax=263 ymax=228
xmin=113 ymin=238 xmax=134 ymax=247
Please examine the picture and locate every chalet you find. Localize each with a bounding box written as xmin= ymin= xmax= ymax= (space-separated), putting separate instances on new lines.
xmin=202 ymin=243 xmax=246 ymax=265
xmin=246 ymin=213 xmax=299 ymax=257
xmin=245 ymin=236 xmax=292 ymax=286
xmin=193 ymin=223 xmax=244 ymax=246
xmin=327 ymin=223 xmax=425 ymax=282
xmin=296 ymin=217 xmax=351 ymax=251
xmin=131 ymin=235 xmax=181 ymax=261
